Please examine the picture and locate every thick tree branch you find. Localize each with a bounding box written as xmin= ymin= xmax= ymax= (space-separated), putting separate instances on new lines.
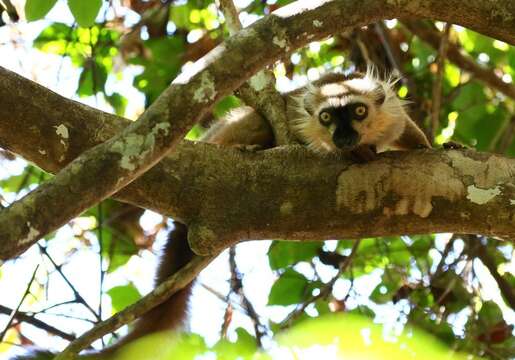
xmin=1 ymin=0 xmax=515 ymax=260
xmin=1 ymin=67 xmax=515 ymax=260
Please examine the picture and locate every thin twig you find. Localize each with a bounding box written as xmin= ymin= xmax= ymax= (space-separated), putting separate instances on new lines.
xmin=373 ymin=22 xmax=402 ymax=73
xmin=430 ymin=23 xmax=451 ymax=141
xmin=38 ymin=245 xmax=101 ymax=322
xmin=54 ymin=254 xmax=215 ymax=360
xmin=0 ymin=0 xmax=18 ymax=21
xmin=280 ymin=239 xmax=362 ymax=328
xmin=0 ymin=265 xmax=39 ymax=340
xmin=228 ymin=246 xmax=265 ymax=347
xmin=474 ymin=238 xmax=515 ymax=310
xmin=97 ymin=202 xmax=106 ymax=346
xmin=0 ymin=304 xmax=76 ymax=342
xmin=200 ymin=282 xmax=248 ymax=314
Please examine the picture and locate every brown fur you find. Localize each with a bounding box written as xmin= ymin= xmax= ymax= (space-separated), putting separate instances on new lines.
xmin=96 ymin=222 xmax=194 ymax=356
xmin=393 ymin=117 xmax=432 ymax=150
xmin=202 ymin=106 xmax=274 ymax=147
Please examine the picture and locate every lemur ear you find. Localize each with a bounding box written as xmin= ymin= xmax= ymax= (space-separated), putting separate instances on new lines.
xmin=373 ymin=84 xmax=386 ymax=105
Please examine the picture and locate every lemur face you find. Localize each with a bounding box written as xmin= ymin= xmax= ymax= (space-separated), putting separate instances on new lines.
xmin=317 ymin=102 xmax=369 ymax=150
xmin=288 ymin=69 xmax=409 ymax=153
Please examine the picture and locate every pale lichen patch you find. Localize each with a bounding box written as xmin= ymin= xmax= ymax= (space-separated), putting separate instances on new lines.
xmin=193 ymin=72 xmax=217 ymax=103
xmin=337 ymin=161 xmax=464 ymax=218
xmin=22 ymin=222 xmax=40 ymax=245
xmin=111 ymin=122 xmax=170 ymax=171
xmin=491 ymin=7 xmax=514 ymax=23
xmin=511 ymin=199 xmax=515 ymax=206
xmin=250 ymin=72 xmax=268 ymax=92
xmin=448 ymin=151 xmax=515 ymax=188
xmin=55 ymin=124 xmax=69 ymax=139
xmin=313 ymin=20 xmax=323 ymax=28
xmin=273 ymin=35 xmax=288 ymax=50
xmin=38 ymin=149 xmax=46 ymax=155
xmin=54 ymin=124 xmax=69 ymax=156
xmin=111 ymin=134 xmax=145 ymax=171
xmin=466 ymin=185 xmax=501 ymax=205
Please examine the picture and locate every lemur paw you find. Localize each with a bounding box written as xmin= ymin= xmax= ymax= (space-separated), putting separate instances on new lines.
xmin=415 ymin=143 xmax=431 ymax=149
xmin=234 ymin=144 xmax=264 ymax=152
xmin=442 ymin=141 xmax=467 ymax=150
xmin=349 ymin=144 xmax=377 ymax=163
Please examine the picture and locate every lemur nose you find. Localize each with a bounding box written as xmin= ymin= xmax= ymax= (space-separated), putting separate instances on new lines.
xmin=333 ymin=130 xmax=359 ymax=150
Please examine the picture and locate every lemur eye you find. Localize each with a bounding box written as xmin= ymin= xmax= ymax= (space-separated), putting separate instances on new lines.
xmin=319 ymin=111 xmax=332 ymax=125
xmin=355 ymin=105 xmax=367 ymax=117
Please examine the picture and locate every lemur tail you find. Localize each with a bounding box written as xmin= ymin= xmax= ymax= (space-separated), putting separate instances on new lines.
xmin=103 ymin=221 xmax=195 ymax=353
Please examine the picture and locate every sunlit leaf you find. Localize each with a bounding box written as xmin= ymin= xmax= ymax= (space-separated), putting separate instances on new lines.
xmin=107 ymin=283 xmax=142 ymax=313
xmin=277 ymin=313 xmax=474 ymax=360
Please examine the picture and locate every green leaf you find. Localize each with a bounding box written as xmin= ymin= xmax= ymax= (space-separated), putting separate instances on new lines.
xmin=268 ymin=241 xmax=321 ymax=270
xmin=68 ymin=0 xmax=102 ymax=27
xmin=478 ymin=301 xmax=504 ymax=327
xmin=212 ymin=328 xmax=257 ymax=360
xmin=107 ymin=283 xmax=142 ymax=313
xmin=213 ymin=96 xmax=242 ymax=118
xmin=268 ymin=269 xmax=309 ymax=306
xmin=131 ymin=37 xmax=184 ymax=104
xmin=185 ymin=124 xmax=205 ymax=141
xmin=277 ymin=313 xmax=473 ymax=359
xmin=25 ymin=0 xmax=58 ymax=21
xmin=98 ymin=226 xmax=137 ymax=273
xmin=77 ymin=61 xmax=108 ymax=96
xmin=105 ymin=92 xmax=127 ymax=116
xmin=370 ymin=269 xmax=402 ymax=304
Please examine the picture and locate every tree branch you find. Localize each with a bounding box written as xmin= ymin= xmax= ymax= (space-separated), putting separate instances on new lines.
xmin=1 ymin=0 xmax=514 ymax=260
xmin=217 ymin=0 xmax=293 ymax=145
xmin=1 ymin=73 xmax=515 ymax=260
xmin=0 ymin=305 xmax=76 ymax=342
xmin=0 ymin=265 xmax=39 ymax=341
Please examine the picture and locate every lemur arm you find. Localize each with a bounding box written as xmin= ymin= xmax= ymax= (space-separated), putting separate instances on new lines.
xmin=394 ymin=116 xmax=432 ymax=150
xmin=201 ymin=106 xmax=274 ymax=147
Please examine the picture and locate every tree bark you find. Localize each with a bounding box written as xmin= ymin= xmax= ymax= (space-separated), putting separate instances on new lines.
xmin=1 ymin=65 xmax=514 ymax=258
xmin=0 ymin=0 xmax=514 ymax=260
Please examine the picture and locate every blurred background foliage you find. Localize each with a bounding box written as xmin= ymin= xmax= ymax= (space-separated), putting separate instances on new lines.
xmin=0 ymin=0 xmax=513 ymax=359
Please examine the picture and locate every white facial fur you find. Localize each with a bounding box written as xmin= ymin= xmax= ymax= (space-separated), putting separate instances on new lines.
xmin=288 ymin=68 xmax=410 ymax=153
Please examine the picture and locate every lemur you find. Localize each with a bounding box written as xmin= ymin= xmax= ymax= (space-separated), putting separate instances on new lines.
xmin=13 ymin=68 xmax=430 ymax=359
